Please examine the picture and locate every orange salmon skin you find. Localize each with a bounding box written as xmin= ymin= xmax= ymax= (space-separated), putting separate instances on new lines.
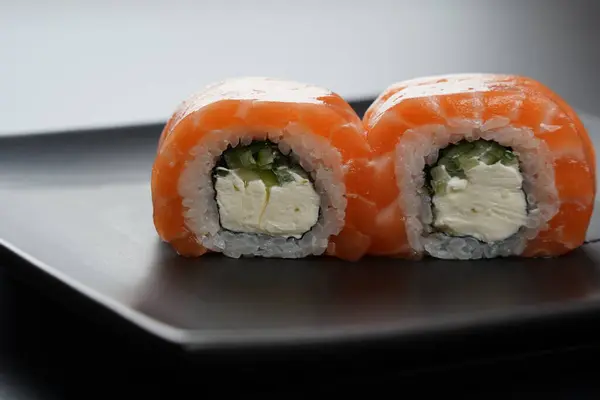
xmin=151 ymin=77 xmax=372 ymax=261
xmin=363 ymin=73 xmax=596 ymax=258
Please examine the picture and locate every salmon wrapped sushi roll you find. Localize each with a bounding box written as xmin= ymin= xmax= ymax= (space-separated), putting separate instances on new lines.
xmin=364 ymin=73 xmax=596 ymax=260
xmin=151 ymin=77 xmax=371 ymax=260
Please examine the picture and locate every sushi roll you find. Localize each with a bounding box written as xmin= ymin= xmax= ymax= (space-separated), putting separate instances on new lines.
xmin=363 ymin=73 xmax=596 ymax=260
xmin=151 ymin=77 xmax=371 ymax=260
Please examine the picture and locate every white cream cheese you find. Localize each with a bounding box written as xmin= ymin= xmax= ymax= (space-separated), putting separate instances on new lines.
xmin=432 ymin=162 xmax=528 ymax=243
xmin=214 ymin=170 xmax=320 ymax=238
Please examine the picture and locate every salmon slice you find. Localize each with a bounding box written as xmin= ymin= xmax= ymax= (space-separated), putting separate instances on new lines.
xmin=363 ymin=73 xmax=596 ymax=258
xmin=151 ymin=77 xmax=372 ymax=261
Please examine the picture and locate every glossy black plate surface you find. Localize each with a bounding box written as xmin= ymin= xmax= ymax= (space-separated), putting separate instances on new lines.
xmin=0 ymin=101 xmax=598 ymax=351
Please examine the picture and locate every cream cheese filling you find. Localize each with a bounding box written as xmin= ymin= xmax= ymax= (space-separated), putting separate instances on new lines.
xmin=214 ymin=170 xmax=320 ymax=238
xmin=432 ymin=161 xmax=528 ymax=243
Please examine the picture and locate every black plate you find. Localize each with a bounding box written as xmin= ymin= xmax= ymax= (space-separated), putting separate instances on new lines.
xmin=0 ymin=100 xmax=599 ymax=351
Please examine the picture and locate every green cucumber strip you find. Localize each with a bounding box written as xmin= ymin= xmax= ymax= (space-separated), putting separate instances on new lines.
xmin=440 ymin=141 xmax=474 ymax=160
xmin=430 ymin=165 xmax=449 ymax=182
xmin=501 ymin=151 xmax=518 ymax=166
xmin=435 ymin=139 xmax=519 ymax=178
xmin=464 ymin=142 xmax=486 ymax=160
xmin=223 ymin=150 xmax=243 ymax=169
xmin=471 ymin=140 xmax=487 ymax=153
xmin=247 ymin=141 xmax=269 ymax=154
xmin=238 ymin=148 xmax=257 ymax=168
xmin=457 ymin=154 xmax=480 ymax=171
xmin=234 ymin=168 xmax=261 ymax=185
xmin=429 ymin=139 xmax=520 ymax=197
xmin=429 ymin=165 xmax=451 ymax=195
xmin=480 ymin=143 xmax=504 ymax=165
xmin=226 ymin=166 xmax=300 ymax=188
xmin=432 ymin=180 xmax=447 ymax=196
xmin=479 ymin=151 xmax=500 ymax=165
xmin=258 ymin=170 xmax=278 ymax=188
xmin=217 ymin=140 xmax=317 ymax=189
xmin=257 ymin=148 xmax=274 ymax=168
xmin=442 ymin=158 xmax=465 ymax=178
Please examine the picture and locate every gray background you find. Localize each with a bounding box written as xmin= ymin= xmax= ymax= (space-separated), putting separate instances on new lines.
xmin=3 ymin=0 xmax=600 ymax=135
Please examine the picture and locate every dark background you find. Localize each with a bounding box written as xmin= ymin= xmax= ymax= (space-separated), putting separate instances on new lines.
xmin=3 ymin=244 xmax=600 ymax=399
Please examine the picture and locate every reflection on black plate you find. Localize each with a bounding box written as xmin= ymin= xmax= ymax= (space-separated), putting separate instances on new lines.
xmin=0 ymin=103 xmax=598 ymax=350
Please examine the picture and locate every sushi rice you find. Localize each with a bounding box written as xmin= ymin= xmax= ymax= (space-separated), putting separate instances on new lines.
xmin=178 ymin=127 xmax=347 ymax=259
xmin=395 ymin=121 xmax=560 ymax=260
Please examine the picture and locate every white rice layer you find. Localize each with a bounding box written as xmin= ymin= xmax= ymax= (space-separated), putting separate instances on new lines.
xmin=395 ymin=121 xmax=560 ymax=260
xmin=178 ymin=125 xmax=347 ymax=258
